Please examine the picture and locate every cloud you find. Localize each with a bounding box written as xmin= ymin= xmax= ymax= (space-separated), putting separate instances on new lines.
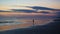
xmin=11 ymin=9 xmax=35 ymax=13
xmin=0 ymin=12 xmax=56 ymax=17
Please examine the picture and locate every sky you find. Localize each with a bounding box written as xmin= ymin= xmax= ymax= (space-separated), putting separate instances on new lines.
xmin=0 ymin=0 xmax=60 ymax=10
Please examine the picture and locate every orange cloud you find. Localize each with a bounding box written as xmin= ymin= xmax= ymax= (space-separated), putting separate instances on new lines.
xmin=0 ymin=12 xmax=56 ymax=17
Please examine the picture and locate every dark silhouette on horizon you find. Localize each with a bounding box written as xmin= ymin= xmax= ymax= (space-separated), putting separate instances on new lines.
xmin=11 ymin=9 xmax=35 ymax=13
xmin=26 ymin=6 xmax=60 ymax=11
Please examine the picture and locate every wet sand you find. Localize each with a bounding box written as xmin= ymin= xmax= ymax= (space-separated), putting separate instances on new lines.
xmin=0 ymin=19 xmax=53 ymax=31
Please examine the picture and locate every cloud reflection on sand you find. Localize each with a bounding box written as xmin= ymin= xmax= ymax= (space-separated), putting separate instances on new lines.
xmin=0 ymin=18 xmax=54 ymax=31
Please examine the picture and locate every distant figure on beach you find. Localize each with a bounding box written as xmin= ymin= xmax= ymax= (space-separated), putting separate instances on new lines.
xmin=33 ymin=19 xmax=34 ymax=26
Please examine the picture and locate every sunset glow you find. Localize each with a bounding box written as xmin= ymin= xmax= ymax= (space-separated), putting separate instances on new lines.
xmin=0 ymin=0 xmax=60 ymax=10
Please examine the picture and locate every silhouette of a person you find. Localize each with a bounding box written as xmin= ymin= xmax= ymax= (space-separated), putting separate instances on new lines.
xmin=33 ymin=19 xmax=34 ymax=26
